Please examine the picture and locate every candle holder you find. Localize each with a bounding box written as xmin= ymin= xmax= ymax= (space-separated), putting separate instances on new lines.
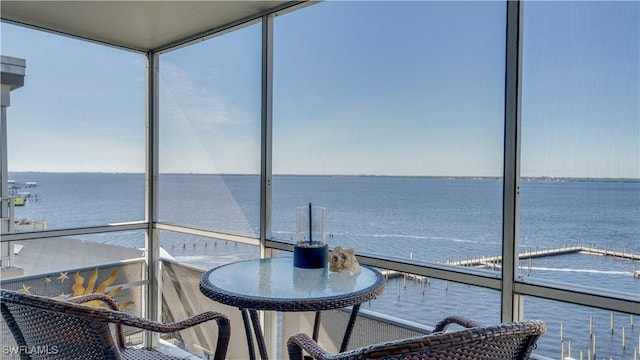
xmin=293 ymin=203 xmax=328 ymax=269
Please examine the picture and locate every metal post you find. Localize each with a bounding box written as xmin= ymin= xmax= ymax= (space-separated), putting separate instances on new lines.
xmin=502 ymin=0 xmax=524 ymax=322
xmin=261 ymin=14 xmax=274 ymax=258
xmin=260 ymin=14 xmax=277 ymax=358
xmin=144 ymin=51 xmax=161 ymax=348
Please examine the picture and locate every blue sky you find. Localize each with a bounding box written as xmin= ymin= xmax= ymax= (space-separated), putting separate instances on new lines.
xmin=1 ymin=1 xmax=638 ymax=178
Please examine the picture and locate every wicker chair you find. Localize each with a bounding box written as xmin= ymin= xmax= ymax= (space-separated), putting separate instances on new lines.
xmin=0 ymin=289 xmax=230 ymax=360
xmin=288 ymin=316 xmax=546 ymax=360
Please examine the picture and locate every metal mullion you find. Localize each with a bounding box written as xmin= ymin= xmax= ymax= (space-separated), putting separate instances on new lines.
xmin=260 ymin=14 xmax=277 ymax=359
xmin=502 ymin=0 xmax=524 ymax=323
xmin=155 ymin=222 xmax=261 ymax=247
xmin=0 ymin=222 xmax=148 ymax=242
xmin=144 ymin=51 xmax=161 ymax=348
xmin=357 ymin=255 xmax=502 ymax=291
xmin=264 ymin=239 xmax=503 ymax=290
xmin=260 ymin=15 xmax=274 ymax=258
xmin=515 ymin=281 xmax=640 ymax=316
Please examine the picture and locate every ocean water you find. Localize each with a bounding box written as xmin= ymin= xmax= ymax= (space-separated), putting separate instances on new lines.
xmin=7 ymin=172 xmax=640 ymax=358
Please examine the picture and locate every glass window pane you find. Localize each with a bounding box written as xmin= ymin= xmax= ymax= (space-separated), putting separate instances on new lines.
xmin=161 ymin=259 xmax=235 ymax=357
xmin=2 ymin=231 xmax=145 ymax=277
xmin=368 ymin=273 xmax=501 ymax=327
xmin=272 ymin=2 xmax=506 ymax=269
xmin=1 ymin=234 xmax=145 ymax=317
xmin=158 ymin=24 xmax=261 ymax=237
xmin=1 ymin=235 xmax=147 ymax=345
xmin=159 ymin=231 xmax=259 ymax=270
xmin=7 ymin=173 xmax=145 ymax=230
xmin=524 ymin=296 xmax=639 ymax=359
xmin=158 ymin=174 xmax=260 ymax=236
xmin=1 ymin=24 xmax=146 ymax=231
xmin=520 ymin=1 xmax=640 ymax=296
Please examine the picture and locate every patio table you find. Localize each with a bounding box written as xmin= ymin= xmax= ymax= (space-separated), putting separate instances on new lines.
xmin=199 ymin=257 xmax=385 ymax=360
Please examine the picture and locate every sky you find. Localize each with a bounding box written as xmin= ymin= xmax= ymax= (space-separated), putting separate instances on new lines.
xmin=1 ymin=1 xmax=638 ymax=178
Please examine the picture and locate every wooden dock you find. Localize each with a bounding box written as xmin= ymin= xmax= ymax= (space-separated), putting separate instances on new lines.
xmin=448 ymin=245 xmax=640 ymax=267
xmin=380 ymin=245 xmax=639 ymax=280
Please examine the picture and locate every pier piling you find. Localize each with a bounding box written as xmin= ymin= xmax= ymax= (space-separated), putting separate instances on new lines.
xmin=611 ymin=312 xmax=614 ymax=334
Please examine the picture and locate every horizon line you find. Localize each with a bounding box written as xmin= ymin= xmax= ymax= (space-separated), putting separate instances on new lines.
xmin=6 ymin=171 xmax=640 ymax=182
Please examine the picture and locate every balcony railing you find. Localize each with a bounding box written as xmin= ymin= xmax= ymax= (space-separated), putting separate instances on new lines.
xmin=1 ymin=254 xmax=443 ymax=359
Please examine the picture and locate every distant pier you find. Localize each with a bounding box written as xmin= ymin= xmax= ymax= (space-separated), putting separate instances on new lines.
xmin=380 ymin=245 xmax=640 ymax=280
xmin=447 ymin=245 xmax=640 ymax=267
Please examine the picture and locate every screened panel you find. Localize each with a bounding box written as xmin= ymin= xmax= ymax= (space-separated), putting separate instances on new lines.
xmin=158 ymin=23 xmax=262 ymax=237
xmin=1 ymin=23 xmax=146 ymax=232
xmin=272 ymin=1 xmax=506 ymax=270
xmin=520 ymin=1 xmax=640 ymax=296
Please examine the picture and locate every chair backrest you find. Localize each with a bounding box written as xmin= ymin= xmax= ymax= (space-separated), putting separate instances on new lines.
xmin=356 ymin=319 xmax=546 ymax=359
xmin=1 ymin=290 xmax=123 ymax=360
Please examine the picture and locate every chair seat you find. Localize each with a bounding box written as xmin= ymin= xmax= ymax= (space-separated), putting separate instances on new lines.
xmin=120 ymin=348 xmax=195 ymax=360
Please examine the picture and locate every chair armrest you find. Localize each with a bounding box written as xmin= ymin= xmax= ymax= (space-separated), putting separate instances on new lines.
xmin=288 ymin=333 xmax=335 ymax=360
xmin=115 ymin=311 xmax=230 ymax=334
xmin=433 ymin=316 xmax=483 ymax=332
xmin=68 ymin=293 xmax=230 ymax=360
xmin=68 ymin=293 xmax=121 ymax=311
xmin=68 ymin=293 xmax=229 ymax=333
xmin=112 ymin=310 xmax=231 ymax=360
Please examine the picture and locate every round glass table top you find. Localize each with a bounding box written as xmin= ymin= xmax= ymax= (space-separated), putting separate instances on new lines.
xmin=200 ymin=257 xmax=385 ymax=312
